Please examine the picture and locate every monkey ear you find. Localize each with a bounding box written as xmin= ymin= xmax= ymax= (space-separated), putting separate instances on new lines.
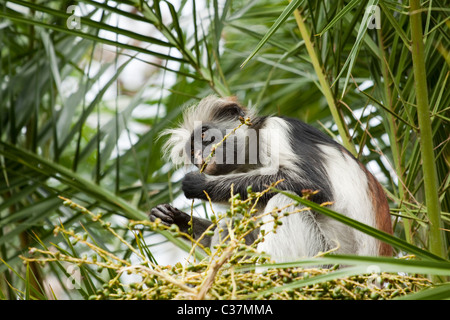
xmin=215 ymin=103 xmax=246 ymax=120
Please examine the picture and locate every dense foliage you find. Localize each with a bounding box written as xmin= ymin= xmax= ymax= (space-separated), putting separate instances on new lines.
xmin=0 ymin=0 xmax=448 ymax=299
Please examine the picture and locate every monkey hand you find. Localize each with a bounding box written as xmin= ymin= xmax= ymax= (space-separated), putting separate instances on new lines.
xmin=182 ymin=172 xmax=208 ymax=200
xmin=149 ymin=204 xmax=191 ymax=233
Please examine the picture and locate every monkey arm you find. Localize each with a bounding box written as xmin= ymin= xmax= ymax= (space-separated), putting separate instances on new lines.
xmin=149 ymin=204 xmax=214 ymax=248
xmin=182 ymin=169 xmax=332 ymax=205
xmin=181 ymin=170 xmax=293 ymax=204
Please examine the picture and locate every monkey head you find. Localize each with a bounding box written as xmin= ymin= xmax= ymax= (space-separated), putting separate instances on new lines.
xmin=161 ymin=95 xmax=259 ymax=175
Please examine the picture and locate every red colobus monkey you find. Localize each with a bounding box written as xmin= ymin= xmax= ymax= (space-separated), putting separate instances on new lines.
xmin=150 ymin=96 xmax=392 ymax=262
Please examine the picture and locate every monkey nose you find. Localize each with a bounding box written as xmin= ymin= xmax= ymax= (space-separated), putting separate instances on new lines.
xmin=193 ymin=150 xmax=203 ymax=166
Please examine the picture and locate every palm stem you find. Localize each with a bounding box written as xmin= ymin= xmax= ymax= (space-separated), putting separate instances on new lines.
xmin=291 ymin=5 xmax=357 ymax=157
xmin=409 ymin=0 xmax=446 ymax=259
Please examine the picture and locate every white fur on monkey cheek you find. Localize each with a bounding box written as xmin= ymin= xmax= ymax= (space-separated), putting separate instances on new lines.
xmin=160 ymin=127 xmax=191 ymax=166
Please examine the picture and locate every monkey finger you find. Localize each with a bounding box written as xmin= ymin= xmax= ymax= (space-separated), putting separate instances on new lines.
xmin=161 ymin=203 xmax=179 ymax=213
xmin=161 ymin=204 xmax=187 ymax=216
xmin=149 ymin=206 xmax=174 ymax=225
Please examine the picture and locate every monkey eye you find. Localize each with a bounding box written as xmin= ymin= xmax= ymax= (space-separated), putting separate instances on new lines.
xmin=201 ymin=126 xmax=209 ymax=140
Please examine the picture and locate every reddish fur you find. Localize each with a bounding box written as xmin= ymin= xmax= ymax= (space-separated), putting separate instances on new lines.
xmin=223 ymin=96 xmax=248 ymax=113
xmin=363 ymin=166 xmax=393 ymax=256
xmin=223 ymin=96 xmax=239 ymax=103
xmin=340 ymin=147 xmax=393 ymax=256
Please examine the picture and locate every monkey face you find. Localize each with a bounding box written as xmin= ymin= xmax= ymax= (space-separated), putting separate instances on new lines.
xmin=186 ymin=124 xmax=241 ymax=175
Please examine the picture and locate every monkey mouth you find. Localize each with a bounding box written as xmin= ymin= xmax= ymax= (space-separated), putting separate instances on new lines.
xmin=197 ymin=160 xmax=218 ymax=175
xmin=194 ymin=159 xmax=207 ymax=171
xmin=196 ymin=155 xmax=214 ymax=172
xmin=197 ymin=161 xmax=206 ymax=170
